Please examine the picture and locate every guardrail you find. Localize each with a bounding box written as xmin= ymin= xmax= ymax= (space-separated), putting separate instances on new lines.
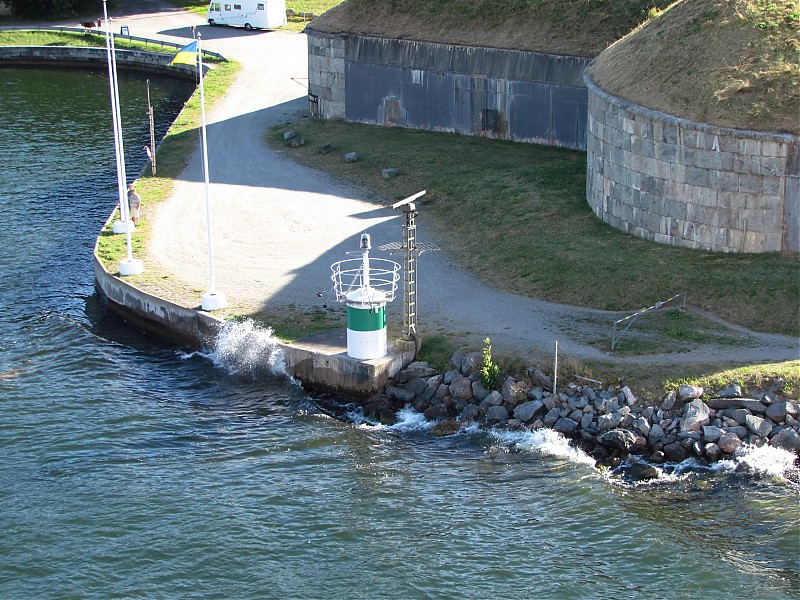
xmin=13 ymin=27 xmax=228 ymax=62
xmin=611 ymin=292 xmax=687 ymax=352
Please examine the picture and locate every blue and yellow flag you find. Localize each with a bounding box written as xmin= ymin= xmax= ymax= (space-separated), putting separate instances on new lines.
xmin=168 ymin=41 xmax=198 ymax=67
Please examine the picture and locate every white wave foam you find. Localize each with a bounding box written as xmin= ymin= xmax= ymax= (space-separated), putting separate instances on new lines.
xmin=207 ymin=319 xmax=287 ymax=378
xmin=491 ymin=428 xmax=596 ymax=466
xmin=714 ymin=443 xmax=798 ymax=478
xmin=350 ymin=406 xmax=436 ymax=432
xmin=390 ymin=406 xmax=436 ymax=432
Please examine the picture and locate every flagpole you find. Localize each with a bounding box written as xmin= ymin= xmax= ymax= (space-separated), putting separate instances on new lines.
xmin=197 ymin=33 xmax=226 ymax=311
xmin=104 ymin=3 xmax=128 ymax=233
xmin=103 ymin=0 xmax=143 ymax=276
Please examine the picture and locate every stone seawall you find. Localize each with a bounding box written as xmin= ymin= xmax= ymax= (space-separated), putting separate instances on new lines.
xmin=0 ymin=46 xmax=200 ymax=79
xmin=364 ymin=351 xmax=800 ymax=474
xmin=307 ymin=29 xmax=591 ymax=150
xmin=585 ymin=72 xmax=800 ymax=253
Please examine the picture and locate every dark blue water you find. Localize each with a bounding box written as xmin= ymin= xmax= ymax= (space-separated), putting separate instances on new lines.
xmin=0 ymin=66 xmax=798 ymax=599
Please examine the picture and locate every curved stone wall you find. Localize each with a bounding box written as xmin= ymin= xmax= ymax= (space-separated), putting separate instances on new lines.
xmin=585 ymin=73 xmax=799 ymax=253
xmin=0 ymin=46 xmax=201 ymax=79
xmin=307 ymin=29 xmax=591 ymax=150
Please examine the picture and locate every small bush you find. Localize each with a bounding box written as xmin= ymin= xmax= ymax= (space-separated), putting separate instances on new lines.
xmin=480 ymin=337 xmax=502 ymax=390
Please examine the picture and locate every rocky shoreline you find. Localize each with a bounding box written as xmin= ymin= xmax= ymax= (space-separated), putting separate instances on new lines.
xmin=362 ymin=350 xmax=800 ymax=477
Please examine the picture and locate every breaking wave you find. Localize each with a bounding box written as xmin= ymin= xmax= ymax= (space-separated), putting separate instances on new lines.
xmin=184 ymin=319 xmax=287 ymax=378
xmin=714 ymin=443 xmax=799 ymax=479
xmin=491 ymin=428 xmax=596 ymax=466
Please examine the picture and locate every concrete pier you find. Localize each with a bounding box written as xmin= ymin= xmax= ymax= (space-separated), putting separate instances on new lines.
xmin=95 ymin=221 xmax=411 ymax=397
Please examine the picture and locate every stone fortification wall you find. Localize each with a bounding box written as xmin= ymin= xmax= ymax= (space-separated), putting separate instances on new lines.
xmin=0 ymin=46 xmax=200 ymax=79
xmin=307 ymin=30 xmax=591 ymax=150
xmin=585 ymin=73 xmax=800 ymax=253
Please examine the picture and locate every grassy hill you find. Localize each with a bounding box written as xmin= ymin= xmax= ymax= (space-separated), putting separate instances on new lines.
xmin=589 ymin=0 xmax=799 ymax=134
xmin=309 ymin=0 xmax=675 ymax=57
xmin=311 ymin=0 xmax=799 ymax=134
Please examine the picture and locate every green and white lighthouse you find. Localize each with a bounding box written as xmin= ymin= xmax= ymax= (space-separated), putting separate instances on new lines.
xmin=331 ymin=233 xmax=400 ymax=360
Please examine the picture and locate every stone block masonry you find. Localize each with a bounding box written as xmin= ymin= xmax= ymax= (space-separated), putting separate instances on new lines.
xmin=585 ymin=72 xmax=799 ymax=253
xmin=306 ymin=29 xmax=591 ymax=151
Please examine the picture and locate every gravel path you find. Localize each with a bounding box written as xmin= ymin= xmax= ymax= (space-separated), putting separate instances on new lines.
xmin=55 ymin=2 xmax=799 ymax=365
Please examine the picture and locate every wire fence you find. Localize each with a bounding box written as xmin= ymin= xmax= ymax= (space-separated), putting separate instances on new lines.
xmin=19 ymin=26 xmax=228 ymax=62
xmin=611 ymin=292 xmax=687 ymax=352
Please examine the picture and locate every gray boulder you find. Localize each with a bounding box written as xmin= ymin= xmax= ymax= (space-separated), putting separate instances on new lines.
xmin=403 ymin=361 xmax=439 ymax=379
xmin=531 ymin=369 xmax=553 ymax=391
xmin=680 ymin=399 xmax=711 ymax=433
xmin=460 ymin=403 xmax=481 ymax=422
xmin=621 ymin=386 xmax=637 ymax=406
xmin=450 ymin=376 xmax=474 ymax=401
xmin=705 ymin=443 xmax=722 ymax=462
xmin=765 ymin=402 xmax=788 ymax=422
xmin=598 ymin=412 xmax=622 ymax=431
xmin=726 ymin=408 xmax=750 ymax=425
xmin=485 ymin=405 xmax=509 ymax=422
xmin=707 ymin=398 xmax=766 ymax=413
xmin=471 ymin=380 xmax=490 ymax=402
xmin=600 ymin=429 xmax=646 ymax=453
xmin=423 ymin=405 xmax=450 ymax=420
xmin=553 ymin=418 xmax=578 ymax=435
xmin=678 ymin=384 xmax=704 ymax=401
xmin=635 ymin=417 xmax=651 ymax=436
xmin=714 ymin=383 xmax=742 ymax=398
xmin=580 ymin=412 xmax=595 ymax=431
xmin=443 ymin=369 xmax=460 ymax=385
xmin=702 ymin=425 xmax=724 ymax=443
xmin=628 ymin=462 xmax=660 ymax=481
xmin=543 ymin=407 xmax=561 ymax=428
xmin=769 ymin=428 xmax=800 ymax=453
xmin=661 ymin=391 xmax=677 ymax=411
xmin=386 ymin=385 xmax=416 ymax=403
xmin=648 ymin=423 xmax=665 ymax=444
xmin=663 ymin=442 xmax=690 ymax=462
xmin=718 ymin=432 xmax=743 ymax=454
xmin=484 ymin=390 xmax=502 ymax=406
xmin=501 ymin=377 xmax=527 ymax=405
xmin=345 ymin=151 xmax=359 ymax=163
xmin=460 ymin=352 xmax=482 ymax=376
xmin=402 ymin=377 xmax=429 ymax=397
xmin=513 ymin=400 xmax=544 ymax=422
xmin=745 ymin=414 xmax=773 ymax=438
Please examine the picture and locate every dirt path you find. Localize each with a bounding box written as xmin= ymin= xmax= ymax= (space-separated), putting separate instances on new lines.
xmin=42 ymin=3 xmax=799 ymax=366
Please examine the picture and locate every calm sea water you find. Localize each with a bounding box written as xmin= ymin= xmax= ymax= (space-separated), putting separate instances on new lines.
xmin=0 ymin=66 xmax=798 ymax=600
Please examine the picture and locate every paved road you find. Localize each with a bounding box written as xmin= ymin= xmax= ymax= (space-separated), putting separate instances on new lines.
xmin=41 ymin=2 xmax=800 ymax=364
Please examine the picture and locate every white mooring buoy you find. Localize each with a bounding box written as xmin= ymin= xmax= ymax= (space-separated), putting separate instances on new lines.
xmin=331 ymin=233 xmax=400 ymax=360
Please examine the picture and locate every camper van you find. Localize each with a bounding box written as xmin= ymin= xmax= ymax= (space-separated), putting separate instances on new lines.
xmin=206 ymin=0 xmax=287 ymax=30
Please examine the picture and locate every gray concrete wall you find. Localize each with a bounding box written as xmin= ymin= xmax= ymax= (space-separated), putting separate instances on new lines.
xmin=0 ymin=46 xmax=201 ymax=79
xmin=307 ymin=30 xmax=591 ymax=150
xmin=585 ymin=73 xmax=800 ymax=253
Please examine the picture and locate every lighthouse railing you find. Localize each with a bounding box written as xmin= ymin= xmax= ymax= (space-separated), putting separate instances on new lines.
xmin=330 ymin=258 xmax=400 ymax=303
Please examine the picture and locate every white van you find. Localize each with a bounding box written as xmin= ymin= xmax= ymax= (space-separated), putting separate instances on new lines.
xmin=206 ymin=0 xmax=287 ymax=30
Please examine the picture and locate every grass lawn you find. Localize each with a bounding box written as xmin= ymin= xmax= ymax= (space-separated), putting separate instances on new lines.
xmin=269 ymin=119 xmax=800 ymax=338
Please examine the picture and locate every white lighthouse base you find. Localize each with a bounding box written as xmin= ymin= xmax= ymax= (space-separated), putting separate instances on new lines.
xmin=346 ymin=327 xmax=387 ymax=360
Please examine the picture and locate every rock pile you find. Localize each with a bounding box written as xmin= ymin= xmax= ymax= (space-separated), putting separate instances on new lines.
xmin=363 ymin=350 xmax=800 ymax=469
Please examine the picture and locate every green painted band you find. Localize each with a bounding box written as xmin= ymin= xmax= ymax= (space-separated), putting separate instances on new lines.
xmin=347 ymin=305 xmax=386 ymax=331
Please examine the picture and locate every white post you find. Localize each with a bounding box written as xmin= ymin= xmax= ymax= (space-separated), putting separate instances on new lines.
xmin=103 ymin=3 xmax=129 ymax=233
xmin=553 ymin=340 xmax=558 ymax=395
xmin=197 ymin=34 xmax=227 ymax=311
xmin=104 ymin=1 xmax=143 ymax=276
